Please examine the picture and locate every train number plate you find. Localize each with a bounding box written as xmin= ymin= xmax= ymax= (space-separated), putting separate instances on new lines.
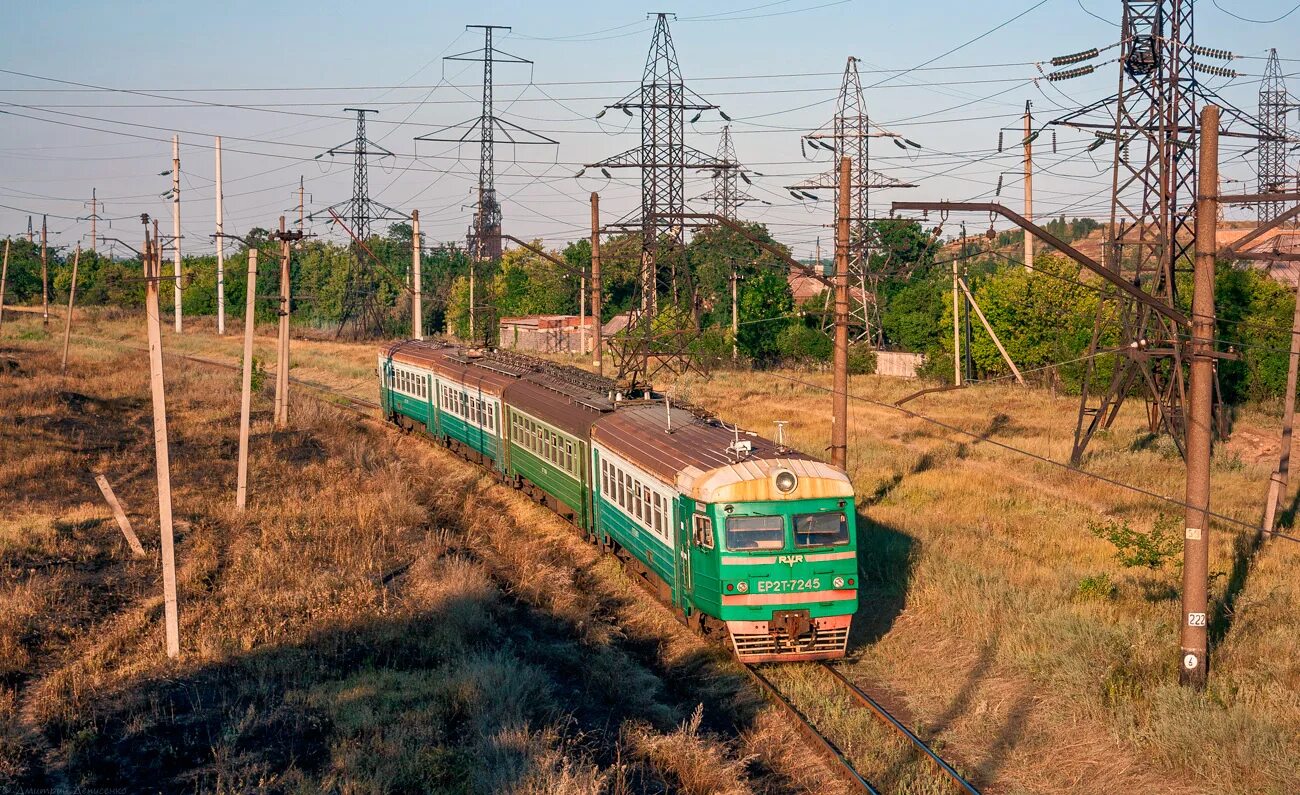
xmin=756 ymin=578 xmax=822 ymax=593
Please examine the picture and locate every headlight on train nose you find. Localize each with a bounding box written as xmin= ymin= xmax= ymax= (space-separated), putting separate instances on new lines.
xmin=833 ymin=576 xmax=845 ymax=588
xmin=774 ymin=469 xmax=798 ymax=494
xmin=736 ymin=581 xmax=749 ymax=593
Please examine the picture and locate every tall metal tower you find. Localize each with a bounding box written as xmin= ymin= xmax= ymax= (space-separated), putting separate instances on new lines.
xmin=319 ymin=108 xmax=409 ymax=240
xmin=789 ymin=56 xmax=916 ymax=341
xmin=698 ymin=126 xmax=759 ymax=220
xmin=415 ymin=25 xmax=556 ymax=262
xmin=1048 ymin=1 xmax=1204 ymax=463
xmin=585 ymin=13 xmax=734 ymax=385
xmin=1258 ymin=48 xmax=1293 ymax=224
xmin=316 ymin=108 xmax=410 ymax=336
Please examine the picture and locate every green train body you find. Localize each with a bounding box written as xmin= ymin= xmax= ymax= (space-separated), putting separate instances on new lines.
xmin=379 ymin=341 xmax=858 ymax=662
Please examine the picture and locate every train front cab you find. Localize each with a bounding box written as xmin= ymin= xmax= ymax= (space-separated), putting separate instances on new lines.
xmin=680 ymin=459 xmax=858 ymax=663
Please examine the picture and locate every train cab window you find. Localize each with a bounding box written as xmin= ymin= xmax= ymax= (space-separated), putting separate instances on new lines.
xmin=794 ymin=512 xmax=849 ymax=548
xmin=693 ymin=515 xmax=715 ymax=550
xmin=725 ymin=515 xmax=786 ymax=551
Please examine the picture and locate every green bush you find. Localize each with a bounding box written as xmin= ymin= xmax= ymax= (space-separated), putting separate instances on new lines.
xmin=1089 ymin=515 xmax=1181 ymax=570
xmin=1075 ymin=573 xmax=1117 ymax=601
xmin=775 ymin=323 xmax=831 ymax=362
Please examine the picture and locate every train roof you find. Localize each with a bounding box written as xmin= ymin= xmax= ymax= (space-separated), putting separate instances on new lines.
xmin=383 ymin=340 xmax=617 ymax=411
xmin=503 ymin=372 xmax=613 ymax=437
xmin=591 ymin=402 xmax=852 ymax=502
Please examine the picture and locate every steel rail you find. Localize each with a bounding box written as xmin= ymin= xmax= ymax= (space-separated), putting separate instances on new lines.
xmin=742 ymin=664 xmax=878 ymax=795
xmin=819 ymin=663 xmax=981 ymax=795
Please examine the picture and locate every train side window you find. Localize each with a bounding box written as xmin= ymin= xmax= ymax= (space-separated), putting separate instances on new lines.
xmin=693 ymin=515 xmax=715 ymax=550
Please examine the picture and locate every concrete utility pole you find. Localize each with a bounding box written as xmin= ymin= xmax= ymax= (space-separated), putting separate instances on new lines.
xmin=273 ymin=217 xmax=292 ymax=428
xmin=236 ymin=247 xmax=258 ymax=510
xmin=590 ymin=192 xmax=603 ymax=375
xmin=298 ymin=176 xmax=306 ymax=245
xmin=411 ymin=209 xmax=423 ymax=340
xmin=579 ymin=269 xmax=587 ymax=357
xmin=215 ymin=136 xmax=225 ymax=335
xmin=1023 ymin=100 xmax=1034 ymax=272
xmin=0 ymin=238 xmax=9 ymax=331
xmin=1180 ymin=104 xmax=1219 ymax=690
xmin=468 ymin=260 xmax=476 ymax=342
xmin=731 ymin=262 xmax=739 ymax=361
xmin=952 ymin=256 xmax=962 ymax=386
xmin=1262 ymin=283 xmax=1300 ymax=537
xmin=85 ymin=188 xmax=101 ymax=255
xmin=171 ymin=134 xmax=183 ymax=333
xmin=61 ymin=245 xmax=80 ymax=374
xmin=40 ymin=215 xmax=49 ymax=326
xmin=142 ymin=221 xmax=180 ymax=658
xmin=830 ymin=157 xmax=851 ymax=470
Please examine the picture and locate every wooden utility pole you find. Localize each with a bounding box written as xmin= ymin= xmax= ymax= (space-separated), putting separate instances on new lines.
xmin=61 ymin=245 xmax=80 ymax=374
xmin=93 ymin=474 xmax=146 ymax=558
xmin=40 ymin=215 xmax=49 ymax=326
xmin=274 ymin=217 xmax=290 ymax=428
xmin=411 ymin=209 xmax=423 ymax=340
xmin=1023 ymin=100 xmax=1034 ymax=272
xmin=171 ymin=134 xmax=183 ymax=334
xmin=1180 ymin=104 xmax=1219 ymax=689
xmin=142 ymin=221 xmax=181 ymax=658
xmin=958 ymin=277 xmax=1024 ymax=384
xmin=830 ymin=157 xmax=850 ymax=470
xmin=590 ymin=192 xmax=603 ymax=375
xmin=236 ymin=247 xmax=258 ymax=510
xmin=215 ymin=136 xmax=226 ymax=336
xmin=1262 ymin=283 xmax=1300 ymax=537
xmin=0 ymin=238 xmax=9 ymax=332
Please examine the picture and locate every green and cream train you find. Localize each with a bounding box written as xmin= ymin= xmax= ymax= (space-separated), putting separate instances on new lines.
xmin=379 ymin=340 xmax=859 ymax=662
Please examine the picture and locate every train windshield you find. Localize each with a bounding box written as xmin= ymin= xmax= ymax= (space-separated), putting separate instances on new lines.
xmin=794 ymin=512 xmax=849 ymax=548
xmin=725 ymin=515 xmax=785 ymax=551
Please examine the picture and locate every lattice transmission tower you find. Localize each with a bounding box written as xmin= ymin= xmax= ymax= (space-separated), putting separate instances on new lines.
xmin=314 ymin=108 xmax=410 ymax=336
xmin=415 ymin=25 xmax=557 ymax=263
xmin=584 ymin=12 xmax=734 ymax=387
xmin=1052 ymin=0 xmax=1205 ymax=463
xmin=789 ymin=57 xmax=916 ymax=343
xmin=1258 ymin=48 xmax=1295 ymax=224
xmin=697 ymin=126 xmax=760 ymax=220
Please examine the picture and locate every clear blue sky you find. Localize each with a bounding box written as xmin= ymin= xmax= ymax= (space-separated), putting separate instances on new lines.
xmin=2 ymin=0 xmax=1296 ymax=259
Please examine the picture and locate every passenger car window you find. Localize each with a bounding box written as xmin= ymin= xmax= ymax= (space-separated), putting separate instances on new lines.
xmin=794 ymin=512 xmax=849 ymax=548
xmin=725 ymin=515 xmax=785 ymax=551
xmin=693 ymin=515 xmax=715 ymax=550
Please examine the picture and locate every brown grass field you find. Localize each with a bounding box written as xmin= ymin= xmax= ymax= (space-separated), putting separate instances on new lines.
xmin=2 ymin=308 xmax=1298 ymax=793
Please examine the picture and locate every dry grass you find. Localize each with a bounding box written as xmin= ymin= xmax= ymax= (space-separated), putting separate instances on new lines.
xmin=0 ymin=311 xmax=825 ymax=793
xmin=7 ymin=308 xmax=1299 ymax=793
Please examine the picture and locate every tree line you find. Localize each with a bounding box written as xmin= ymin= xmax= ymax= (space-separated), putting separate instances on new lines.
xmin=3 ymin=215 xmax=1295 ymax=405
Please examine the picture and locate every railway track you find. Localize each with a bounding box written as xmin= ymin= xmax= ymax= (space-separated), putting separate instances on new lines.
xmin=745 ymin=662 xmax=980 ymax=794
xmin=82 ymin=336 xmax=978 ymax=794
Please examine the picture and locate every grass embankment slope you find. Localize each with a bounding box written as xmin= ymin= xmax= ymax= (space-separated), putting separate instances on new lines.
xmin=4 ymin=309 xmax=1300 ymax=793
xmin=0 ymin=313 xmax=848 ymax=794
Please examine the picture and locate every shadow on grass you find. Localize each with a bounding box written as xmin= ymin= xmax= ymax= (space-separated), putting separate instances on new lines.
xmin=28 ymin=583 xmax=693 ymax=794
xmin=1209 ymin=487 xmax=1286 ymax=646
xmin=851 ymin=513 xmax=917 ymax=648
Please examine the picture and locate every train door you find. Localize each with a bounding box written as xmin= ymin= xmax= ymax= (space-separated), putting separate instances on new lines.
xmin=380 ymin=359 xmax=393 ymax=416
xmin=674 ymin=497 xmax=690 ymax=611
xmin=425 ymin=374 xmax=434 ymax=433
